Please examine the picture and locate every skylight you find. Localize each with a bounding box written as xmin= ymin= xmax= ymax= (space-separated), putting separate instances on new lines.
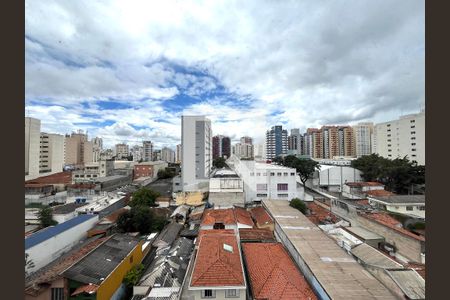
xmin=223 ymin=243 xmax=233 ymax=253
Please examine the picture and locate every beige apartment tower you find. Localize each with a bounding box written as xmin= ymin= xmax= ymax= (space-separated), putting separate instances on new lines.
xmin=39 ymin=133 xmax=65 ymax=174
xmin=64 ymin=131 xmax=93 ymax=166
xmin=25 ymin=117 xmax=41 ymax=178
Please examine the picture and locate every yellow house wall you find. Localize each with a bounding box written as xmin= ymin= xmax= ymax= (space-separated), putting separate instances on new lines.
xmin=96 ymin=241 xmax=145 ymax=300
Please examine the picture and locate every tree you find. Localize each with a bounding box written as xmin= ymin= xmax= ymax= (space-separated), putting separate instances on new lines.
xmin=37 ymin=206 xmax=58 ymax=228
xmin=213 ymin=157 xmax=227 ymax=169
xmin=116 ymin=206 xmax=166 ymax=234
xmin=290 ymin=198 xmax=307 ymax=214
xmin=275 ymin=155 xmax=320 ymax=186
xmin=25 ymin=253 xmax=35 ymax=276
xmin=157 ymin=168 xmax=176 ymax=179
xmin=129 ymin=188 xmax=160 ymax=207
xmin=123 ymin=264 xmax=145 ymax=287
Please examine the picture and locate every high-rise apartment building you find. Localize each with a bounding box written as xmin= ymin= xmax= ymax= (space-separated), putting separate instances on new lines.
xmin=25 ymin=117 xmax=41 ymax=178
xmin=64 ymin=131 xmax=94 ymax=166
xmin=233 ymin=143 xmax=254 ymax=159
xmin=373 ymin=111 xmax=425 ymax=165
xmin=304 ymin=128 xmax=322 ymax=159
xmin=338 ymin=126 xmax=355 ymax=157
xmin=142 ymin=141 xmax=153 ymax=162
xmin=288 ymin=128 xmax=303 ymax=155
xmin=92 ymin=137 xmax=103 ymax=162
xmin=253 ymin=143 xmax=266 ymax=160
xmin=353 ymin=122 xmax=374 ymax=157
xmin=153 ymin=149 xmax=161 ymax=161
xmin=181 ymin=116 xmax=212 ymax=191
xmin=240 ymin=136 xmax=253 ymax=145
xmin=161 ymin=147 xmax=176 ymax=163
xmin=212 ymin=135 xmax=231 ymax=159
xmin=130 ymin=145 xmax=144 ymax=162
xmin=115 ymin=143 xmax=129 ymax=159
xmin=176 ymin=144 xmax=182 ymax=163
xmin=39 ymin=133 xmax=65 ymax=174
xmin=265 ymin=125 xmax=288 ymax=160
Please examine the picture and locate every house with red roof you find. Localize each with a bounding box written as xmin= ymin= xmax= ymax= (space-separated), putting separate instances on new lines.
xmin=242 ymin=242 xmax=317 ymax=300
xmin=187 ymin=230 xmax=246 ymax=299
xmin=249 ymin=206 xmax=274 ymax=231
xmin=342 ymin=181 xmax=385 ymax=199
xmin=200 ymin=207 xmax=254 ymax=231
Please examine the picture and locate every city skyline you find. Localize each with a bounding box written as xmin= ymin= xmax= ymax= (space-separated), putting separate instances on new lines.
xmin=26 ymin=0 xmax=424 ymax=149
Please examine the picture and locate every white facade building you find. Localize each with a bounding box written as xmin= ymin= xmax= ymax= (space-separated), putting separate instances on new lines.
xmin=143 ymin=141 xmax=153 ymax=162
xmin=161 ymin=147 xmax=176 ymax=163
xmin=25 ymin=117 xmax=41 ymax=179
xmin=233 ymin=143 xmax=254 ymax=159
xmin=308 ymin=165 xmax=363 ymax=193
xmin=373 ymin=111 xmax=425 ymax=165
xmin=353 ymin=122 xmax=373 ymax=157
xmin=181 ymin=116 xmax=212 ymax=191
xmin=115 ymin=143 xmax=129 ymax=159
xmin=253 ymin=143 xmax=266 ymax=161
xmin=39 ymin=133 xmax=65 ymax=174
xmin=176 ymin=144 xmax=182 ymax=163
xmin=228 ymin=155 xmax=298 ymax=202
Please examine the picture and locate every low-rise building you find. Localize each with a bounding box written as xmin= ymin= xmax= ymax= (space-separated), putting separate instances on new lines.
xmin=307 ymin=165 xmax=363 ymax=192
xmin=51 ymin=202 xmax=90 ymax=223
xmin=185 ymin=230 xmax=246 ymax=300
xmin=63 ymin=234 xmax=149 ymax=300
xmin=342 ymin=181 xmax=386 ymax=199
xmin=208 ymin=168 xmax=244 ymax=208
xmin=25 ymin=214 xmax=99 ymax=275
xmin=249 ymin=206 xmax=274 ymax=231
xmin=242 ymin=242 xmax=317 ymax=300
xmin=228 ymin=155 xmax=298 ymax=203
xmin=134 ymin=161 xmax=168 ymax=180
xmin=368 ymin=195 xmax=425 ymax=219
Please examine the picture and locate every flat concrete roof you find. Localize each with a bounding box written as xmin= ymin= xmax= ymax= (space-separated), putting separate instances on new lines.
xmin=351 ymin=243 xmax=403 ymax=269
xmin=386 ymin=269 xmax=425 ymax=299
xmin=263 ymin=200 xmax=397 ymax=300
xmin=344 ymin=226 xmax=384 ymax=241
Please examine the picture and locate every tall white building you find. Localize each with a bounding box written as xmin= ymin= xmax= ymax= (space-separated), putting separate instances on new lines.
xmin=130 ymin=145 xmax=144 ymax=162
xmin=353 ymin=122 xmax=374 ymax=157
xmin=181 ymin=116 xmax=212 ymax=191
xmin=39 ymin=133 xmax=65 ymax=174
xmin=253 ymin=143 xmax=266 ymax=160
xmin=143 ymin=141 xmax=153 ymax=162
xmin=233 ymin=143 xmax=254 ymax=159
xmin=161 ymin=147 xmax=176 ymax=163
xmin=25 ymin=117 xmax=41 ymax=178
xmin=373 ymin=111 xmax=425 ymax=165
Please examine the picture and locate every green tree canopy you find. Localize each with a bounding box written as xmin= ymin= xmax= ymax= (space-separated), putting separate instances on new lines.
xmin=213 ymin=157 xmax=227 ymax=169
xmin=123 ymin=264 xmax=145 ymax=287
xmin=37 ymin=206 xmax=58 ymax=228
xmin=116 ymin=206 xmax=166 ymax=234
xmin=290 ymin=198 xmax=307 ymax=214
xmin=129 ymin=188 xmax=160 ymax=207
xmin=275 ymin=155 xmax=320 ymax=186
xmin=351 ymin=154 xmax=425 ymax=194
xmin=157 ymin=168 xmax=176 ymax=179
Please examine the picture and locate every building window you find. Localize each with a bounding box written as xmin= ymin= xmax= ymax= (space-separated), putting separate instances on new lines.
xmin=418 ymin=206 xmax=425 ymax=211
xmin=411 ymin=125 xmax=415 ymax=128
xmin=406 ymin=206 xmax=413 ymax=211
xmin=411 ymin=148 xmax=416 ymax=151
xmin=283 ymin=172 xmax=288 ymax=176
xmin=257 ymin=184 xmax=268 ymax=191
xmin=387 ymin=129 xmax=391 ymax=132
xmin=411 ymin=137 xmax=416 ymax=140
xmin=387 ymin=134 xmax=391 ymax=137
xmin=256 ymin=193 xmax=267 ymax=197
xmin=277 ymin=172 xmax=282 ymax=176
xmin=387 ymin=124 xmax=391 ymax=127
xmin=411 ymin=143 xmax=416 ymax=146
xmin=277 ymin=183 xmax=288 ymax=191
xmin=51 ymin=288 xmax=64 ymax=300
xmin=263 ymin=173 xmax=267 ymax=176
xmin=278 ymin=193 xmax=289 ymax=198
xmin=411 ymin=131 xmax=416 ymax=134
xmin=213 ymin=223 xmax=225 ymax=229
xmin=202 ymin=290 xmax=216 ymax=298
xmin=410 ymin=120 xmax=415 ymax=123
xmin=225 ymin=289 xmax=239 ymax=298
xmin=250 ymin=172 xmax=254 ymax=176
xmin=290 ymin=172 xmax=295 ymax=176
xmin=270 ymin=172 xmax=275 ymax=176
xmin=256 ymin=173 xmax=260 ymax=176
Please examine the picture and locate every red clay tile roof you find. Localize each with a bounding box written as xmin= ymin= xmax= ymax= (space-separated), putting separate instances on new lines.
xmin=234 ymin=207 xmax=254 ymax=227
xmin=360 ymin=212 xmax=425 ymax=241
xmin=242 ymin=243 xmax=317 ymax=300
xmin=239 ymin=228 xmax=275 ymax=241
xmin=306 ymin=202 xmax=339 ymax=225
xmin=201 ymin=208 xmax=237 ymax=226
xmin=191 ymin=231 xmax=245 ymax=287
xmin=24 ymin=183 xmax=53 ymax=188
xmin=100 ymin=208 xmax=129 ymax=224
xmin=346 ymin=181 xmax=384 ymax=187
xmin=25 ymin=171 xmax=72 ymax=185
xmin=250 ymin=206 xmax=274 ymax=227
xmin=196 ymin=229 xmax=235 ymax=245
xmin=71 ymin=284 xmax=99 ymax=296
xmin=25 ymin=236 xmax=109 ymax=296
xmin=366 ymin=190 xmax=396 ymax=197
xmin=355 ymin=199 xmax=370 ymax=206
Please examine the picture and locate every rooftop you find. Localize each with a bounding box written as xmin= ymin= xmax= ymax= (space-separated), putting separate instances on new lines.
xmin=263 ymin=199 xmax=397 ymax=300
xmin=211 ymin=168 xmax=240 ymax=178
xmin=63 ymin=234 xmax=140 ymax=285
xmin=190 ymin=231 xmax=245 ymax=288
xmin=343 ymin=226 xmax=384 ymax=241
xmin=249 ymin=206 xmax=274 ymax=227
xmin=25 ymin=171 xmax=72 ymax=185
xmin=175 ymin=191 xmax=204 ymax=206
xmin=201 ymin=208 xmax=236 ymax=226
xmin=152 ymin=222 xmax=183 ymax=248
xmin=351 ymin=243 xmax=403 ymax=269
xmin=242 ymin=243 xmax=317 ymax=300
xmin=233 ymin=207 xmax=254 ymax=227
xmin=370 ymin=195 xmax=425 ymax=204
xmin=25 ymin=236 xmax=108 ymax=296
xmin=52 ymin=202 xmax=89 ymax=214
xmin=386 ymin=269 xmax=425 ymax=299
xmin=306 ymin=202 xmax=339 ymax=225
xmin=365 ymin=190 xmax=396 ymax=197
xmin=25 ymin=214 xmax=97 ymax=250
xmin=239 ymin=228 xmax=275 ymax=242
xmin=359 ymin=212 xmax=425 ymax=241
xmin=346 ymin=181 xmax=384 ymax=187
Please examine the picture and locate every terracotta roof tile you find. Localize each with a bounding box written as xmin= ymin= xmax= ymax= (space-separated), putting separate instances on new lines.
xmin=191 ymin=231 xmax=245 ymax=287
xmin=71 ymin=283 xmax=99 ymax=296
xmin=250 ymin=206 xmax=274 ymax=227
xmin=242 ymin=243 xmax=317 ymax=300
xmin=25 ymin=171 xmax=72 ymax=185
xmin=306 ymin=202 xmax=339 ymax=225
xmin=360 ymin=212 xmax=425 ymax=241
xmin=366 ymin=190 xmax=396 ymax=197
xmin=201 ymin=208 xmax=236 ymax=226
xmin=239 ymin=228 xmax=275 ymax=241
xmin=196 ymin=229 xmax=235 ymax=245
xmin=233 ymin=207 xmax=254 ymax=227
xmin=346 ymin=181 xmax=384 ymax=187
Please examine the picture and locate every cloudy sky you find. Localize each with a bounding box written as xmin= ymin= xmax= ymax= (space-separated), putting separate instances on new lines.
xmin=25 ymin=0 xmax=424 ymax=149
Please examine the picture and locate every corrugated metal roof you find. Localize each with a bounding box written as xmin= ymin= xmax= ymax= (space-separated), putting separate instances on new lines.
xmin=351 ymin=243 xmax=403 ymax=269
xmin=386 ymin=269 xmax=425 ymax=299
xmin=25 ymin=214 xmax=97 ymax=250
